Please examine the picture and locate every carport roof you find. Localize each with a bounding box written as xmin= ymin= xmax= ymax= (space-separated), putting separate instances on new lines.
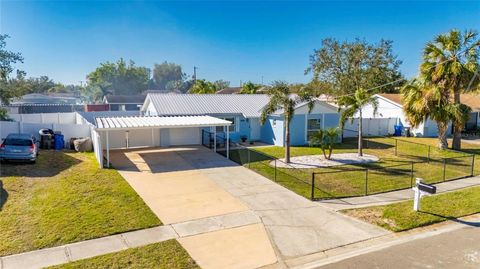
xmin=95 ymin=115 xmax=231 ymax=131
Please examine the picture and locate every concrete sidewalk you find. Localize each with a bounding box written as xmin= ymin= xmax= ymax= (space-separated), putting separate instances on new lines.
xmin=0 ymin=210 xmax=266 ymax=269
xmin=319 ymin=175 xmax=480 ymax=211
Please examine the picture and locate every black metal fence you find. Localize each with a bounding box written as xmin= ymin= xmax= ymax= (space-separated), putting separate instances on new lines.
xmin=203 ymin=129 xmax=476 ymax=201
xmin=311 ymin=154 xmax=475 ymax=200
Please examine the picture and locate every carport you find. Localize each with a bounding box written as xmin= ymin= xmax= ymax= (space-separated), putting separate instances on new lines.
xmin=92 ymin=115 xmax=232 ymax=168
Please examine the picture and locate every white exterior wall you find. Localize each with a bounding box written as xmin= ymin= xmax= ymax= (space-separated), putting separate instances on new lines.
xmin=354 ymin=96 xmax=407 ymax=126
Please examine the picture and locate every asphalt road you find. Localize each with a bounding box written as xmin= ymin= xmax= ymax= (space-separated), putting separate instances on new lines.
xmin=318 ymin=224 xmax=480 ymax=269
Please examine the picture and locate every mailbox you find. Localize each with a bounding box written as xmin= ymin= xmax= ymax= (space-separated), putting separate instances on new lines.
xmin=417 ymin=182 xmax=436 ymax=194
xmin=412 ymin=178 xmax=437 ymax=211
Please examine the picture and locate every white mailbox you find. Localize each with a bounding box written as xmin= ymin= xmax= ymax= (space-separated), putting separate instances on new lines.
xmin=412 ymin=178 xmax=437 ymax=211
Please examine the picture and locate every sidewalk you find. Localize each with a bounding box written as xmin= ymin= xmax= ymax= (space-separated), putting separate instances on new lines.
xmin=0 ymin=211 xmax=263 ymax=269
xmin=318 ymin=175 xmax=480 ymax=211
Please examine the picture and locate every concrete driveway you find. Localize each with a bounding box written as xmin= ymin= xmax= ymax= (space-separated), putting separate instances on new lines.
xmin=110 ymin=146 xmax=388 ymax=268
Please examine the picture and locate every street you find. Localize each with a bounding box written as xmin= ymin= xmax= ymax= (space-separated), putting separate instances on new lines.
xmin=318 ymin=224 xmax=480 ymax=269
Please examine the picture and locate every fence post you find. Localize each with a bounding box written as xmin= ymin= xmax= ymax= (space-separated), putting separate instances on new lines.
xmin=427 ymin=146 xmax=430 ymax=162
xmin=365 ymin=169 xmax=369 ymax=196
xmin=311 ymin=173 xmax=315 ymax=201
xmin=248 ymin=149 xmax=251 ymax=168
xmin=274 ymin=159 xmax=277 ymax=182
xmin=395 ymin=139 xmax=398 ymax=156
xmin=410 ymin=162 xmax=414 ymax=187
xmin=471 ymin=154 xmax=475 ymax=177
xmin=443 ymin=159 xmax=447 ymax=182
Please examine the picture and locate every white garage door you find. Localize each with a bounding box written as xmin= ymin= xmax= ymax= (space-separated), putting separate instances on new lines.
xmin=162 ymin=127 xmax=201 ymax=146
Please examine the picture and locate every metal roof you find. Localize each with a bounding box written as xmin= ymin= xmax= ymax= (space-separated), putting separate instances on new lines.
xmin=144 ymin=93 xmax=270 ymax=118
xmin=94 ymin=115 xmax=231 ymax=131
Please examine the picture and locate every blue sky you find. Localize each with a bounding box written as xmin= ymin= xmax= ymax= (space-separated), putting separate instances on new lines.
xmin=1 ymin=1 xmax=479 ymax=86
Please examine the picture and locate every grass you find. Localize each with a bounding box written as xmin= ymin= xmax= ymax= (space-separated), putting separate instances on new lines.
xmin=342 ymin=186 xmax=480 ymax=232
xmin=0 ymin=151 xmax=161 ymax=256
xmin=232 ymin=137 xmax=476 ymax=199
xmin=48 ymin=240 xmax=198 ymax=269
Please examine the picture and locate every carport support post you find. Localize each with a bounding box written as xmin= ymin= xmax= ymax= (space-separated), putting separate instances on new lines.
xmin=226 ymin=127 xmax=229 ymax=159
xmin=213 ymin=128 xmax=217 ymax=153
xmin=106 ymin=130 xmax=110 ymax=168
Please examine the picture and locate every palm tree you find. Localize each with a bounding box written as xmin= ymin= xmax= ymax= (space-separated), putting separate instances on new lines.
xmin=337 ymin=88 xmax=378 ymax=157
xmin=421 ymin=29 xmax=480 ymax=150
xmin=260 ymin=81 xmax=315 ymax=163
xmin=188 ymin=79 xmax=217 ymax=94
xmin=240 ymin=81 xmax=261 ymax=94
xmin=309 ymin=127 xmax=339 ymax=160
xmin=402 ymin=79 xmax=472 ymax=149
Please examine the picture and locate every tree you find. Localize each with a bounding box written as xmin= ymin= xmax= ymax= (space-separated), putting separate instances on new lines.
xmin=337 ymin=88 xmax=378 ymax=156
xmin=87 ymin=58 xmax=150 ymax=97
xmin=188 ymin=79 xmax=218 ymax=94
xmin=306 ymin=38 xmax=404 ymax=96
xmin=260 ymin=81 xmax=315 ymax=163
xmin=213 ymin=80 xmax=230 ymax=90
xmin=152 ymin=62 xmax=186 ymax=91
xmin=0 ymin=34 xmax=25 ymax=105
xmin=240 ymin=81 xmax=261 ymax=94
xmin=402 ymin=79 xmax=471 ymax=149
xmin=420 ymin=29 xmax=480 ymax=150
xmin=309 ymin=127 xmax=339 ymax=160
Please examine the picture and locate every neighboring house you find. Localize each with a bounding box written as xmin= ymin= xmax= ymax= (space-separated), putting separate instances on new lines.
xmin=358 ymin=93 xmax=480 ymax=137
xmin=11 ymin=93 xmax=81 ymax=105
xmin=103 ymin=95 xmax=146 ymax=111
xmin=141 ymin=93 xmax=340 ymax=146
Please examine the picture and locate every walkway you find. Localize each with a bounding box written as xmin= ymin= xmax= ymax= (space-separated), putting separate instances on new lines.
xmin=319 ymin=175 xmax=480 ymax=211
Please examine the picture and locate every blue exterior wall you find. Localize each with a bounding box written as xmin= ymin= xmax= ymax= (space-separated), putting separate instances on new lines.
xmin=262 ymin=113 xmax=341 ymax=146
xmin=261 ymin=115 xmax=284 ymax=146
xmin=289 ymin=114 xmax=307 ymax=146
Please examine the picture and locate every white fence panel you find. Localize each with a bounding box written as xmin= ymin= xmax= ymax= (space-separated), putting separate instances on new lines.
xmin=343 ymin=118 xmax=398 ymax=137
xmin=0 ymin=121 xmax=91 ymax=147
xmin=91 ymin=127 xmax=103 ymax=168
xmin=8 ymin=113 xmax=77 ymax=124
xmin=0 ymin=121 xmax=20 ymax=140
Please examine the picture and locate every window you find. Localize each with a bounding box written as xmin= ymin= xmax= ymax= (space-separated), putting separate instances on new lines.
xmin=215 ymin=117 xmax=236 ymax=133
xmin=307 ymin=118 xmax=322 ymax=141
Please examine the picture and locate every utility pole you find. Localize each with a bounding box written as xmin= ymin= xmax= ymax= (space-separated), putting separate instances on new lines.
xmin=193 ymin=66 xmax=198 ymax=83
xmin=261 ymin=76 xmax=264 ymax=85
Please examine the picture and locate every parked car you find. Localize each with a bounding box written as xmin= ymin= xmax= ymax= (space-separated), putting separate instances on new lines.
xmin=0 ymin=133 xmax=39 ymax=163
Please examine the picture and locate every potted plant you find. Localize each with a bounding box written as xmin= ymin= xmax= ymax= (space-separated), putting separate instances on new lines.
xmin=240 ymin=135 xmax=248 ymax=143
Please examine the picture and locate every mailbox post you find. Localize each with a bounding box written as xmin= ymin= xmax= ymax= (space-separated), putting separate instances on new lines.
xmin=412 ymin=178 xmax=437 ymax=211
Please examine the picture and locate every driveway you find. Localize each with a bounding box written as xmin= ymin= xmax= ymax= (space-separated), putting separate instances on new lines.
xmin=110 ymin=146 xmax=388 ymax=268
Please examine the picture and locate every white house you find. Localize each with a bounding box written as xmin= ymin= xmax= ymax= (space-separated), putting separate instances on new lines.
xmin=357 ymin=93 xmax=480 ymax=137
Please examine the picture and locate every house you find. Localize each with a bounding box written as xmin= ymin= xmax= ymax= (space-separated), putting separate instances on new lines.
xmin=103 ymin=95 xmax=146 ymax=111
xmin=358 ymin=93 xmax=480 ymax=137
xmin=141 ymin=93 xmax=340 ymax=146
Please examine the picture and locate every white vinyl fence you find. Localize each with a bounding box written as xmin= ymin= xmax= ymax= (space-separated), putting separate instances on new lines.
xmin=0 ymin=121 xmax=91 ymax=147
xmin=343 ymin=117 xmax=399 ymax=137
xmin=90 ymin=127 xmax=103 ymax=168
xmin=8 ymin=113 xmax=77 ymax=124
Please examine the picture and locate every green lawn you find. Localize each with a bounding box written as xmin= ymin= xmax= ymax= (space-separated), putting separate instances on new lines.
xmin=342 ymin=186 xmax=480 ymax=232
xmin=0 ymin=151 xmax=161 ymax=256
xmin=232 ymin=137 xmax=476 ymax=199
xmin=48 ymin=240 xmax=198 ymax=269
